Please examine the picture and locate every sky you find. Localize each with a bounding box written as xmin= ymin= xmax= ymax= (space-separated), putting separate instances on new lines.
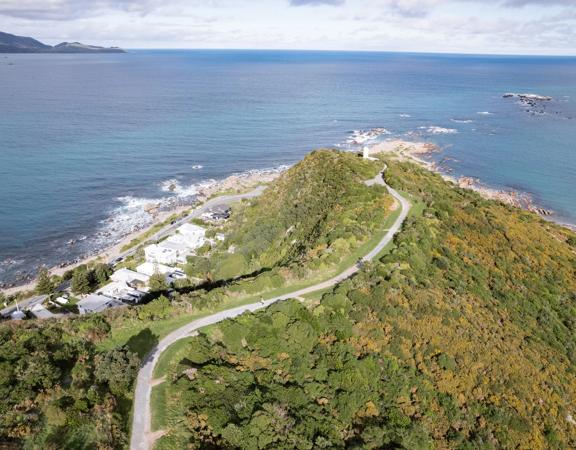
xmin=0 ymin=0 xmax=575 ymax=55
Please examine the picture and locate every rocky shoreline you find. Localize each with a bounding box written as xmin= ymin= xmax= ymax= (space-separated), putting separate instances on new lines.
xmin=367 ymin=139 xmax=556 ymax=219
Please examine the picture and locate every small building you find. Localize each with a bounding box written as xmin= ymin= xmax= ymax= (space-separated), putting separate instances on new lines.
xmin=201 ymin=204 xmax=231 ymax=223
xmin=29 ymin=303 xmax=59 ymax=320
xmin=77 ymin=294 xmax=125 ymax=315
xmin=362 ymin=146 xmax=378 ymax=161
xmin=110 ymin=268 xmax=150 ymax=289
xmin=10 ymin=310 xmax=26 ymax=321
xmin=55 ymin=296 xmax=69 ymax=305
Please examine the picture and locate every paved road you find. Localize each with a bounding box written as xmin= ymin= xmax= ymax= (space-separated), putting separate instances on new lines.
xmin=108 ymin=186 xmax=266 ymax=265
xmin=130 ymin=172 xmax=411 ymax=450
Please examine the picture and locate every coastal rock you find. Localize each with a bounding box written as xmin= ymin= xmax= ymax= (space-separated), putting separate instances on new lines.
xmin=503 ymin=93 xmax=552 ymax=102
xmin=503 ymin=93 xmax=554 ymax=116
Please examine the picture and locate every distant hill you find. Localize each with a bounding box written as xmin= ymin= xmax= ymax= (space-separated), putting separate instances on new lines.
xmin=0 ymin=31 xmax=125 ymax=53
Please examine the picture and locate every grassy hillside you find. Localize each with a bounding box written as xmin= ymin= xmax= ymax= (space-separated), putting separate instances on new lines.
xmin=156 ymin=160 xmax=576 ymax=449
xmin=198 ymin=149 xmax=391 ymax=280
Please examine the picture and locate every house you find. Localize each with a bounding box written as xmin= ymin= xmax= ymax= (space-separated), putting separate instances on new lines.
xmin=157 ymin=240 xmax=191 ymax=263
xmin=145 ymin=243 xmax=180 ymax=265
xmin=201 ymin=205 xmax=231 ymax=223
xmin=29 ymin=303 xmax=59 ymax=320
xmin=175 ymin=223 xmax=206 ymax=249
xmin=110 ymin=268 xmax=150 ymax=289
xmin=77 ymin=294 xmax=125 ymax=315
xmin=136 ymin=262 xmax=185 ymax=279
xmin=97 ymin=281 xmax=146 ymax=304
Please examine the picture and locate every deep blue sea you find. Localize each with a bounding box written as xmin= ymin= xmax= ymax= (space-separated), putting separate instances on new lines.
xmin=1 ymin=50 xmax=575 ymax=286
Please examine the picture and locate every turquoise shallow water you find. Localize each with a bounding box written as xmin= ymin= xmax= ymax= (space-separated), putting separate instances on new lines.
xmin=0 ymin=50 xmax=575 ymax=285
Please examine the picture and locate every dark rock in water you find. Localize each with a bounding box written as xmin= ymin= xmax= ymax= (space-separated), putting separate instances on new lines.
xmin=503 ymin=92 xmax=559 ymax=117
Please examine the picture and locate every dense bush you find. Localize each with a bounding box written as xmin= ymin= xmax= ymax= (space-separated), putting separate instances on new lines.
xmin=0 ymin=316 xmax=138 ymax=448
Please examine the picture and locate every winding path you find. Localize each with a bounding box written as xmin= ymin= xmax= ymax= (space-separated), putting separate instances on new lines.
xmin=130 ymin=170 xmax=411 ymax=450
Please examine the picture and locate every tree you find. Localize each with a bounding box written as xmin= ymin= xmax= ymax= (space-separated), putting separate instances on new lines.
xmin=35 ymin=268 xmax=53 ymax=295
xmin=94 ymin=347 xmax=140 ymax=396
xmin=93 ymin=263 xmax=112 ymax=285
xmin=71 ymin=268 xmax=92 ymax=295
xmin=149 ymin=272 xmax=169 ymax=293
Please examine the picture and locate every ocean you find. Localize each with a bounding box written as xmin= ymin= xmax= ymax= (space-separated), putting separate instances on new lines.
xmin=1 ymin=50 xmax=575 ymax=286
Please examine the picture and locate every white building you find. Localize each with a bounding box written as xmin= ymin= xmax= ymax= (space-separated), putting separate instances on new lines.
xmin=144 ymin=223 xmax=205 ymax=266
xmin=157 ymin=241 xmax=191 ymax=263
xmin=362 ymin=146 xmax=378 ymax=161
xmin=136 ymin=262 xmax=185 ymax=279
xmin=145 ymin=244 xmax=178 ymax=265
xmin=111 ymin=268 xmax=150 ymax=288
xmin=55 ymin=296 xmax=69 ymax=305
xmin=77 ymin=294 xmax=125 ymax=315
xmin=98 ymin=281 xmax=146 ymax=304
xmin=172 ymin=223 xmax=206 ymax=250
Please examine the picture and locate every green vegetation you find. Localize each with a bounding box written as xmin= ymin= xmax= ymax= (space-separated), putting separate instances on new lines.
xmin=2 ymin=150 xmax=575 ymax=449
xmin=0 ymin=316 xmax=138 ymax=448
xmin=154 ymin=160 xmax=576 ymax=449
xmin=0 ymin=149 xmax=395 ymax=448
xmin=35 ymin=268 xmax=53 ymax=295
xmin=210 ymin=150 xmax=386 ymax=278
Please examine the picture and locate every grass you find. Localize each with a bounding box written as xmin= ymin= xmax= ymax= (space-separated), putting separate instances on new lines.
xmin=151 ymin=383 xmax=169 ymax=431
xmin=154 ymin=337 xmax=195 ymax=379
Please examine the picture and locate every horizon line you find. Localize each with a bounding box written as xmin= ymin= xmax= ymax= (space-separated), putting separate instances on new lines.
xmin=117 ymin=47 xmax=576 ymax=58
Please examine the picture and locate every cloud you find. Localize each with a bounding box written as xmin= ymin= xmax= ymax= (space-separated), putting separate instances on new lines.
xmin=289 ymin=0 xmax=345 ymax=6
xmin=0 ymin=0 xmax=164 ymax=20
xmin=498 ymin=0 xmax=576 ymax=6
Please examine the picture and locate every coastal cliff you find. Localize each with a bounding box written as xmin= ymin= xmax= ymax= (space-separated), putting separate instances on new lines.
xmin=0 ymin=31 xmax=125 ymax=53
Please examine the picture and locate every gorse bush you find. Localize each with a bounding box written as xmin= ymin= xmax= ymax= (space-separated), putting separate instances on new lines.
xmin=0 ymin=317 xmax=138 ymax=448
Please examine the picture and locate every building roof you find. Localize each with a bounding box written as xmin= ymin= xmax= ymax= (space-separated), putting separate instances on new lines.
xmin=98 ymin=281 xmax=134 ymax=296
xmin=10 ymin=310 xmax=26 ymax=320
xmin=77 ymin=294 xmax=125 ymax=314
xmin=158 ymin=240 xmax=191 ymax=252
xmin=178 ymin=223 xmax=206 ymax=237
xmin=29 ymin=303 xmax=58 ymax=320
xmin=136 ymin=262 xmax=177 ymax=276
xmin=111 ymin=268 xmax=150 ymax=284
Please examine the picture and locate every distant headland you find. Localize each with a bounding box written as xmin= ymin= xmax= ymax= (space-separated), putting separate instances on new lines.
xmin=0 ymin=31 xmax=125 ymax=53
